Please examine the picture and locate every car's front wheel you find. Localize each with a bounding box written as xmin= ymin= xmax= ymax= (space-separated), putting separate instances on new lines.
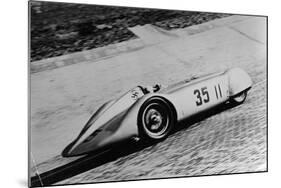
xmin=138 ymin=97 xmax=174 ymax=141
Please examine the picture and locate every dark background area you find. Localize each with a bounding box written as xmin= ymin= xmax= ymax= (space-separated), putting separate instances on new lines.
xmin=30 ymin=1 xmax=230 ymax=62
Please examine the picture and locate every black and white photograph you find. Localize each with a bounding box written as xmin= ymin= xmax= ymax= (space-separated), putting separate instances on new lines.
xmin=29 ymin=1 xmax=267 ymax=187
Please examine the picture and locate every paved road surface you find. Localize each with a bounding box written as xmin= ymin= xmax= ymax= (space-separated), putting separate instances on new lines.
xmin=30 ymin=15 xmax=267 ymax=185
xmin=58 ymin=78 xmax=266 ymax=184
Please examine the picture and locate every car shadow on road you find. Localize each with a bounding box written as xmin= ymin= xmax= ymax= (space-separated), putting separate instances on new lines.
xmin=173 ymin=101 xmax=239 ymax=133
xmin=31 ymin=101 xmax=240 ymax=187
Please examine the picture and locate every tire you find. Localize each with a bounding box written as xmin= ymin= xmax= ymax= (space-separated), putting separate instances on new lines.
xmin=230 ymin=91 xmax=248 ymax=105
xmin=138 ymin=97 xmax=174 ymax=141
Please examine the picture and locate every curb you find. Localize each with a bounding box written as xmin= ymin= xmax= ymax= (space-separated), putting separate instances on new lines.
xmin=30 ymin=15 xmax=252 ymax=74
xmin=171 ymin=15 xmax=252 ymax=36
xmin=30 ymin=39 xmax=145 ymax=74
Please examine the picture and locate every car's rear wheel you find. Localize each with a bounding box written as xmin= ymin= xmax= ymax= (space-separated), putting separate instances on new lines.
xmin=230 ymin=91 xmax=248 ymax=104
xmin=138 ymin=97 xmax=174 ymax=141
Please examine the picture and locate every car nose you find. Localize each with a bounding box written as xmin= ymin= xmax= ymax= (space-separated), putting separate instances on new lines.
xmin=62 ymin=130 xmax=112 ymax=157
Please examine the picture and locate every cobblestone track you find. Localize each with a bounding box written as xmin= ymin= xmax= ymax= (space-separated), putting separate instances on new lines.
xmin=30 ymin=16 xmax=267 ymax=185
xmin=56 ymin=75 xmax=267 ymax=184
xmin=31 ymin=59 xmax=267 ymax=183
xmin=31 ymin=55 xmax=267 ymax=184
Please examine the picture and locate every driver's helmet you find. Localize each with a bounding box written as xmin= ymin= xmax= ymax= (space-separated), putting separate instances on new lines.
xmin=141 ymin=84 xmax=161 ymax=94
xmin=153 ymin=84 xmax=161 ymax=92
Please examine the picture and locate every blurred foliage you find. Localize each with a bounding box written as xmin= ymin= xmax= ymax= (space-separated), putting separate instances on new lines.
xmin=30 ymin=2 xmax=230 ymax=61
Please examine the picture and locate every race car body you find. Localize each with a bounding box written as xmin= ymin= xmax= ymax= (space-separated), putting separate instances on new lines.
xmin=62 ymin=67 xmax=252 ymax=157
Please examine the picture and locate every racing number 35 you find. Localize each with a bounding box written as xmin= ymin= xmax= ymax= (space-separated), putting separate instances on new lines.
xmin=194 ymin=87 xmax=210 ymax=106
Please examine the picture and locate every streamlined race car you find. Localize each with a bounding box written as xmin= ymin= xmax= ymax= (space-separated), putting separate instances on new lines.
xmin=62 ymin=67 xmax=252 ymax=157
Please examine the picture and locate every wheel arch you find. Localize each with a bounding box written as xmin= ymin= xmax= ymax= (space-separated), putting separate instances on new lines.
xmin=226 ymin=67 xmax=253 ymax=96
